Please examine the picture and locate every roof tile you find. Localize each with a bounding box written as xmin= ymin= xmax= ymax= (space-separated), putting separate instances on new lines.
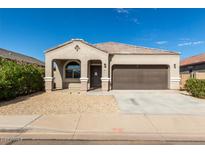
xmin=95 ymin=42 xmax=178 ymax=55
xmin=180 ymin=53 xmax=205 ymax=66
xmin=0 ymin=48 xmax=44 ymax=66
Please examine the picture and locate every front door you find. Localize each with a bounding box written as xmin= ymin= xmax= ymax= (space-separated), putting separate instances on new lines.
xmin=90 ymin=65 xmax=102 ymax=88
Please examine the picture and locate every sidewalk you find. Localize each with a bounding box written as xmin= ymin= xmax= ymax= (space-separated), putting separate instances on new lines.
xmin=1 ymin=114 xmax=205 ymax=144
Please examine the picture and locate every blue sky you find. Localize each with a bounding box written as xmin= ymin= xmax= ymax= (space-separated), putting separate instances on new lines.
xmin=0 ymin=8 xmax=205 ymax=61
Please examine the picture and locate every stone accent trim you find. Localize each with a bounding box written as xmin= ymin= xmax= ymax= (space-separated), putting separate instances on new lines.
xmin=101 ymin=77 xmax=110 ymax=91
xmin=44 ymin=77 xmax=54 ymax=81
xmin=101 ymin=77 xmax=110 ymax=81
xmin=170 ymin=77 xmax=181 ymax=82
xmin=80 ymin=77 xmax=88 ymax=91
xmin=80 ymin=77 xmax=88 ymax=82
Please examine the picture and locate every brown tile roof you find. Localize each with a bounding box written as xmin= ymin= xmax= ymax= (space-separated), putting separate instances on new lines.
xmin=95 ymin=42 xmax=179 ymax=55
xmin=46 ymin=39 xmax=179 ymax=55
xmin=0 ymin=48 xmax=44 ymax=66
xmin=180 ymin=53 xmax=205 ymax=66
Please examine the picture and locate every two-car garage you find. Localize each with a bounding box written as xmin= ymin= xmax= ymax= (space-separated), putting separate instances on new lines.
xmin=112 ymin=65 xmax=169 ymax=90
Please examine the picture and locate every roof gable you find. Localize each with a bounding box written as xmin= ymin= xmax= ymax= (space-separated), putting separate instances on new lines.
xmin=45 ymin=39 xmax=108 ymax=54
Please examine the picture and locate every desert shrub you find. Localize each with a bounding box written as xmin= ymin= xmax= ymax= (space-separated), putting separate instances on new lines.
xmin=185 ymin=78 xmax=205 ymax=98
xmin=0 ymin=57 xmax=44 ymax=100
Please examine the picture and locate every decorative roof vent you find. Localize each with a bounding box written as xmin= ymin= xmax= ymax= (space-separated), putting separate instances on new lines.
xmin=74 ymin=45 xmax=80 ymax=51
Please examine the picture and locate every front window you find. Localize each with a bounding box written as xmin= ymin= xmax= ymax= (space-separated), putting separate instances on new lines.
xmin=65 ymin=61 xmax=80 ymax=78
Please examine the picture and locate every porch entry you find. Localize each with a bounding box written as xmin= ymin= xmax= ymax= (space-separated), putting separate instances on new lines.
xmin=90 ymin=60 xmax=102 ymax=88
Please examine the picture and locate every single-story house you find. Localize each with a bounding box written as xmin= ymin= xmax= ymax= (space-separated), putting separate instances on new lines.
xmin=0 ymin=48 xmax=44 ymax=67
xmin=180 ymin=53 xmax=205 ymax=74
xmin=44 ymin=39 xmax=180 ymax=91
xmin=180 ymin=53 xmax=205 ymax=88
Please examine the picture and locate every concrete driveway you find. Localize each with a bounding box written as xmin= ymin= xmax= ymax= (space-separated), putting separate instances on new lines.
xmin=111 ymin=90 xmax=205 ymax=115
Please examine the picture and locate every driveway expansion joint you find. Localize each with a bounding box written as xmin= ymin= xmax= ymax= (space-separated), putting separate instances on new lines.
xmin=14 ymin=115 xmax=43 ymax=137
xmin=71 ymin=114 xmax=82 ymax=139
xmin=144 ymin=114 xmax=166 ymax=142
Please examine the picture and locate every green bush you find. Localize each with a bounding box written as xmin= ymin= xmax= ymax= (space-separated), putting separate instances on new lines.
xmin=0 ymin=57 xmax=44 ymax=100
xmin=185 ymin=78 xmax=205 ymax=98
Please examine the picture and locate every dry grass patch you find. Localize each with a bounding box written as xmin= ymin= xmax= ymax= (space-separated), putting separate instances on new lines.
xmin=0 ymin=91 xmax=119 ymax=115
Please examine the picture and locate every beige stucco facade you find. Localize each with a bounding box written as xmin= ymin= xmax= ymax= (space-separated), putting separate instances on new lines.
xmin=110 ymin=54 xmax=180 ymax=89
xmin=45 ymin=39 xmax=180 ymax=92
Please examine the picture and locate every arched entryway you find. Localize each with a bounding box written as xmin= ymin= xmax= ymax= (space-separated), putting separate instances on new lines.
xmin=62 ymin=60 xmax=81 ymax=89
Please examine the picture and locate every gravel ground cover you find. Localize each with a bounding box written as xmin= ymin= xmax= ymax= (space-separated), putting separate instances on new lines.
xmin=0 ymin=90 xmax=119 ymax=115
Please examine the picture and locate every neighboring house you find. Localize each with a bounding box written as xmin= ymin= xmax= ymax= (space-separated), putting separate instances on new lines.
xmin=180 ymin=53 xmax=205 ymax=88
xmin=45 ymin=39 xmax=180 ymax=92
xmin=0 ymin=48 xmax=44 ymax=67
xmin=180 ymin=53 xmax=205 ymax=74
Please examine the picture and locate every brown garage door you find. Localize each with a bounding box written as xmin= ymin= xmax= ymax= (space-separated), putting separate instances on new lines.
xmin=112 ymin=65 xmax=168 ymax=90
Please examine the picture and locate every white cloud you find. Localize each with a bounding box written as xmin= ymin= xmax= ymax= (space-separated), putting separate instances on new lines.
xmin=179 ymin=38 xmax=190 ymax=41
xmin=178 ymin=42 xmax=192 ymax=46
xmin=115 ymin=8 xmax=129 ymax=14
xmin=193 ymin=41 xmax=204 ymax=45
xmin=156 ymin=41 xmax=168 ymax=45
xmin=115 ymin=9 xmax=140 ymax=24
xmin=178 ymin=41 xmax=204 ymax=46
xmin=132 ymin=18 xmax=140 ymax=24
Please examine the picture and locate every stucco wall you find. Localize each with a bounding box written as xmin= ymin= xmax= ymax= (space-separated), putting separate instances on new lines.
xmin=46 ymin=40 xmax=109 ymax=78
xmin=109 ymin=54 xmax=180 ymax=89
xmin=180 ymin=72 xmax=205 ymax=89
xmin=180 ymin=73 xmax=190 ymax=89
xmin=45 ymin=40 xmax=109 ymax=91
xmin=195 ymin=72 xmax=205 ymax=79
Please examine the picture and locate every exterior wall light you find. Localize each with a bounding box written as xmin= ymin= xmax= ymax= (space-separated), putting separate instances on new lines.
xmin=104 ymin=63 xmax=106 ymax=68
